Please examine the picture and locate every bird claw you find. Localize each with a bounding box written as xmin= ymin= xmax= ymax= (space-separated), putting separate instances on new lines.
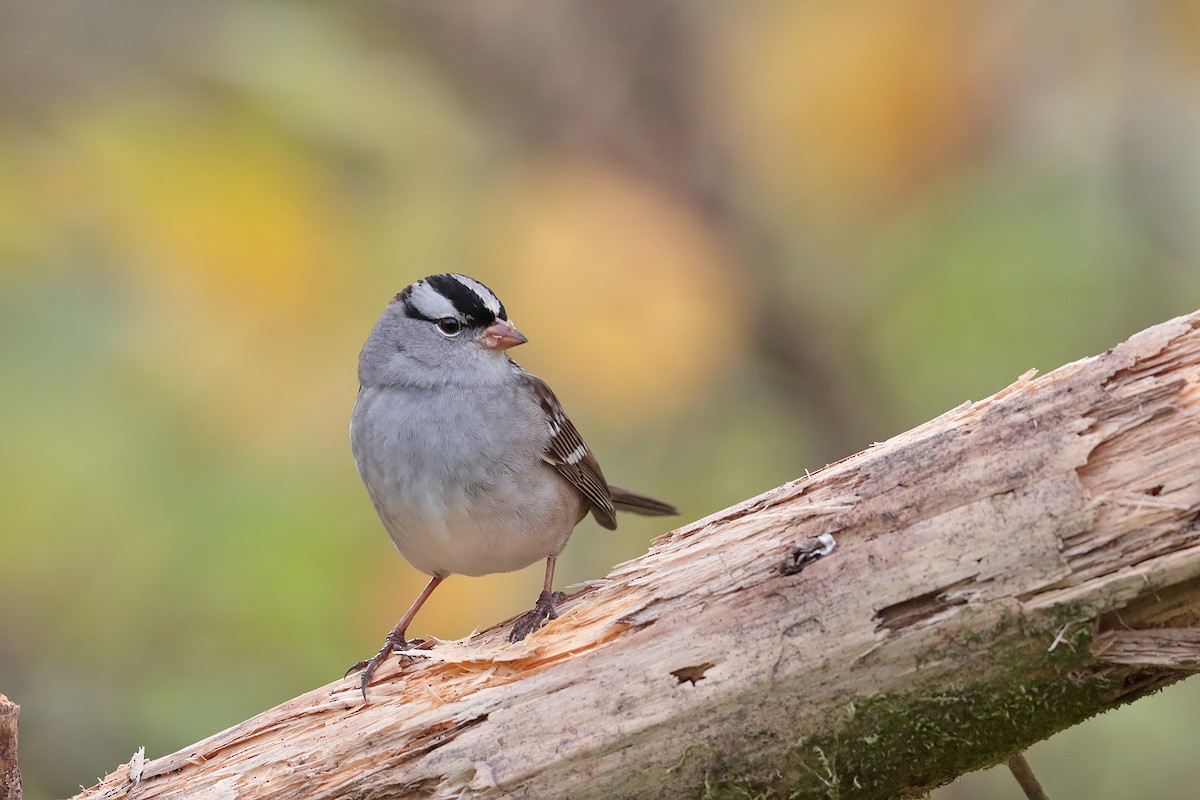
xmin=343 ymin=658 xmax=372 ymax=679
xmin=509 ymin=590 xmax=563 ymax=642
xmin=345 ymin=634 xmax=425 ymax=700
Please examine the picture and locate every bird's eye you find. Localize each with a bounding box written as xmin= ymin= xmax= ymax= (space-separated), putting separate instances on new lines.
xmin=436 ymin=317 xmax=462 ymax=336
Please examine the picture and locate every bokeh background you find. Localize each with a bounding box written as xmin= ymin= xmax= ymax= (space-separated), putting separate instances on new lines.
xmin=2 ymin=2 xmax=1199 ymax=798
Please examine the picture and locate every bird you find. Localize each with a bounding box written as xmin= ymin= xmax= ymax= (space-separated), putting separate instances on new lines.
xmin=346 ymin=273 xmax=677 ymax=698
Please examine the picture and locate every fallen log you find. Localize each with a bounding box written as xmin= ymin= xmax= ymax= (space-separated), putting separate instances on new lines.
xmin=75 ymin=309 xmax=1200 ymax=800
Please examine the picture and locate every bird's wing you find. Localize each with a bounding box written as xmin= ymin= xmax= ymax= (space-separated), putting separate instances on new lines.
xmin=517 ymin=371 xmax=617 ymax=529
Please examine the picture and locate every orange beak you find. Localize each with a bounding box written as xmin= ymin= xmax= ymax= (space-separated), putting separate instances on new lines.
xmin=481 ymin=319 xmax=528 ymax=351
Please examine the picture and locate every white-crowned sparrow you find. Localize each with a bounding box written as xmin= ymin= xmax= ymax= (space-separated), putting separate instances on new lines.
xmin=346 ymin=273 xmax=676 ymax=697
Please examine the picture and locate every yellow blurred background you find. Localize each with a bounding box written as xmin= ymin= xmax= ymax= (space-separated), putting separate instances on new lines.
xmin=2 ymin=2 xmax=1199 ymax=798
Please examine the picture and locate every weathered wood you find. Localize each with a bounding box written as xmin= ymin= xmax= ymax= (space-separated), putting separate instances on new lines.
xmin=74 ymin=310 xmax=1200 ymax=800
xmin=0 ymin=695 xmax=20 ymax=800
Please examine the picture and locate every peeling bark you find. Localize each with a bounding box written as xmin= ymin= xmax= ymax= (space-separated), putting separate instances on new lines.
xmin=74 ymin=310 xmax=1200 ymax=800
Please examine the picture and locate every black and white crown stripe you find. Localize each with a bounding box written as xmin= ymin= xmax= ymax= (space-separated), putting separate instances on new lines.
xmin=397 ymin=273 xmax=507 ymax=327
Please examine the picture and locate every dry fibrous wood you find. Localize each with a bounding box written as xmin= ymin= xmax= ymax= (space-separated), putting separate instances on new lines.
xmin=0 ymin=695 xmax=20 ymax=800
xmin=75 ymin=310 xmax=1200 ymax=800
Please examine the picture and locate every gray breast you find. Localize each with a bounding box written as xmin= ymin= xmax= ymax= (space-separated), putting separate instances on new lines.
xmin=352 ymin=382 xmax=547 ymax=513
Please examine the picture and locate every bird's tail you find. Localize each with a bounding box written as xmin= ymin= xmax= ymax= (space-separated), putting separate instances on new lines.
xmin=608 ymin=485 xmax=678 ymax=517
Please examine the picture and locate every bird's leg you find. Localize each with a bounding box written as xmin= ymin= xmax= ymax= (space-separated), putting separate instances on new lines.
xmin=346 ymin=574 xmax=443 ymax=700
xmin=510 ymin=556 xmax=561 ymax=642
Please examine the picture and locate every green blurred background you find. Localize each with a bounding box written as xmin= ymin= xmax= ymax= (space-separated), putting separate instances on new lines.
xmin=2 ymin=2 xmax=1199 ymax=798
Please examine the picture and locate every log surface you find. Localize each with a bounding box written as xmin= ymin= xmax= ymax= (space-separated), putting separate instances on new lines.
xmin=74 ymin=310 xmax=1200 ymax=800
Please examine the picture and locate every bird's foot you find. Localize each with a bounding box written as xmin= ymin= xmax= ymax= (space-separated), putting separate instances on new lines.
xmin=509 ymin=590 xmax=565 ymax=642
xmin=345 ymin=631 xmax=425 ymax=701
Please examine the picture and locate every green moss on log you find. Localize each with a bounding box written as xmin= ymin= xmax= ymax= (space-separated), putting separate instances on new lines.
xmin=693 ymin=623 xmax=1109 ymax=800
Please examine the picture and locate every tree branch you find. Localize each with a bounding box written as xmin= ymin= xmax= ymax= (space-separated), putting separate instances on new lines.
xmin=0 ymin=695 xmax=20 ymax=800
xmin=1007 ymin=753 xmax=1051 ymax=800
xmin=74 ymin=310 xmax=1200 ymax=800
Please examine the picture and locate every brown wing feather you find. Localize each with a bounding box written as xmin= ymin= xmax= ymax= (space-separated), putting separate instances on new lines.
xmin=608 ymin=485 xmax=678 ymax=516
xmin=518 ymin=371 xmax=617 ymax=529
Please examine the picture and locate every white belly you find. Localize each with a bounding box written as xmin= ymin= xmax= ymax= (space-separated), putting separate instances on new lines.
xmin=377 ymin=479 xmax=583 ymax=577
